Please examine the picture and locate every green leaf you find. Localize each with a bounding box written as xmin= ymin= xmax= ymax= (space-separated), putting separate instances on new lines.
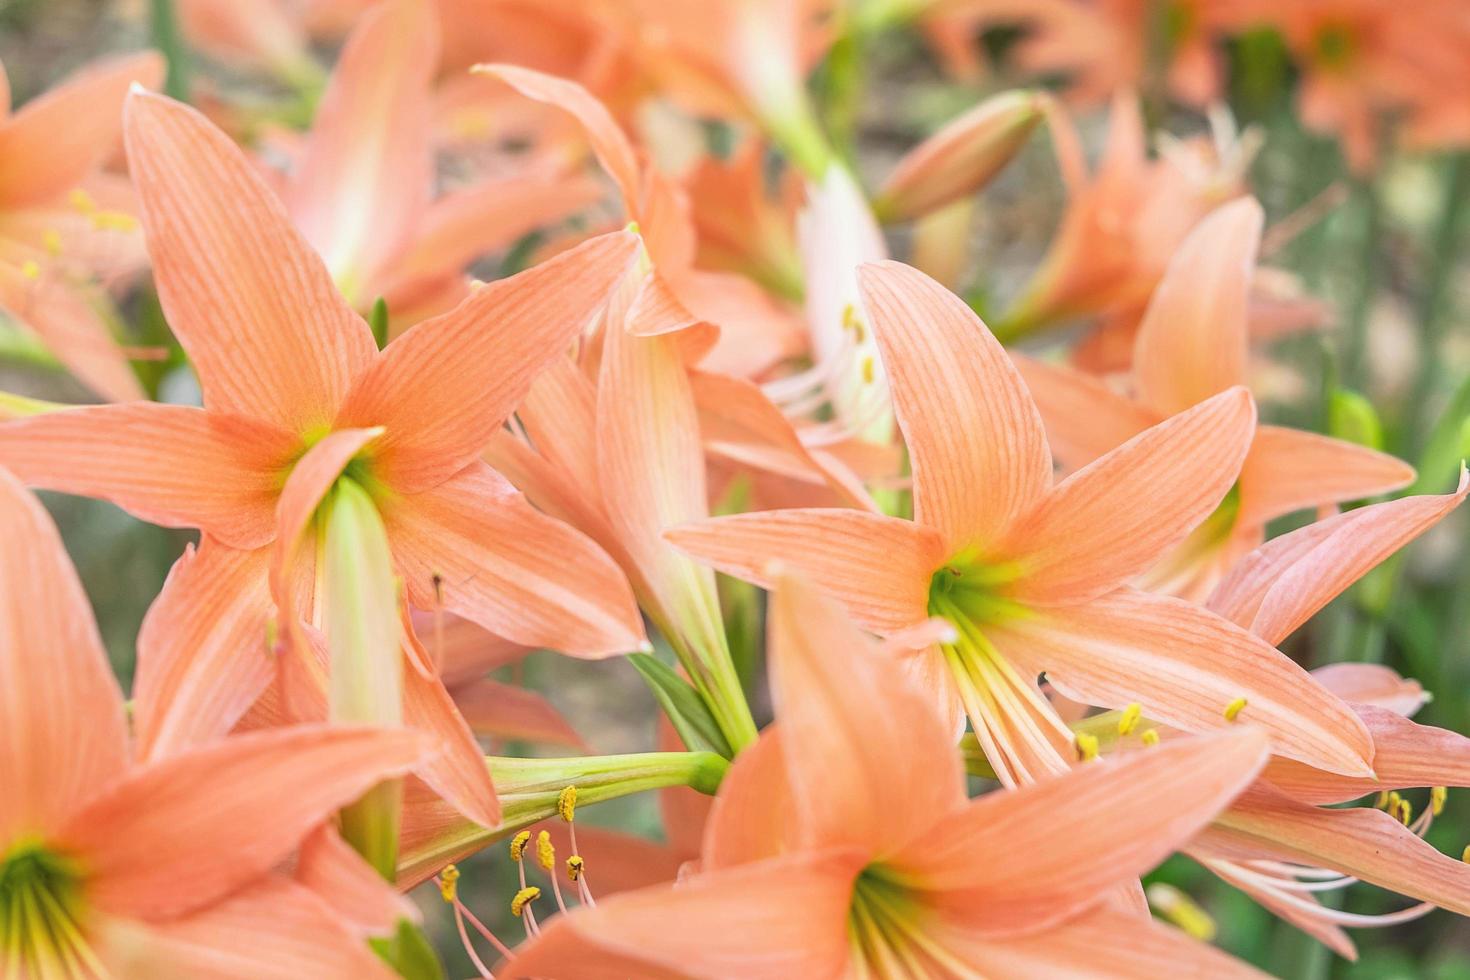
xmin=370 ymin=919 xmax=445 ymax=980
xmin=628 ymin=653 xmax=733 ymax=758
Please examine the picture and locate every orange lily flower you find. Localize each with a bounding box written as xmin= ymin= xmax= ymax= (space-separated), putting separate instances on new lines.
xmin=670 ymin=259 xmax=1377 ymax=787
xmin=0 ymin=90 xmax=644 ymax=827
xmin=922 ymin=0 xmax=1229 ymax=107
xmin=278 ymin=0 xmax=604 ymax=330
xmin=1044 ymin=474 xmax=1470 ymax=957
xmin=498 ymin=575 xmax=1273 ymax=978
xmin=1015 ymin=197 xmax=1413 ymax=599
xmin=994 ymin=92 xmax=1320 ymax=368
xmin=0 ymin=52 xmax=162 ymax=402
xmin=1197 ymin=474 xmax=1470 ymax=955
xmin=0 ymin=464 xmax=431 ymax=978
xmin=1218 ymin=0 xmax=1470 ymax=170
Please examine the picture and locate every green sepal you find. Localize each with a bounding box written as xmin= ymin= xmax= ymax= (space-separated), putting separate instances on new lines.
xmin=628 ymin=652 xmax=734 ymax=759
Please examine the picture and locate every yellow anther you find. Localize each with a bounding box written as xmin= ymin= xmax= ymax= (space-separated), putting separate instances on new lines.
xmin=861 ymin=356 xmax=875 ymax=384
xmin=42 ymin=229 xmax=63 ymax=256
xmin=1432 ymin=787 xmax=1448 ymax=817
xmin=1075 ymin=732 xmax=1100 ymax=762
xmin=1223 ymin=697 xmax=1248 ymax=722
xmin=1462 ymin=844 xmax=1470 ymax=864
xmin=1374 ymin=790 xmax=1391 ymax=809
xmin=509 ymin=830 xmax=532 ymax=862
xmin=566 ymin=855 xmax=585 ymax=882
xmin=1118 ymin=702 xmax=1142 ymax=736
xmin=438 ymin=864 xmax=460 ymax=903
xmin=1146 ymin=883 xmax=1216 ymax=942
xmin=20 ymin=259 xmax=40 ymax=281
xmin=841 ymin=303 xmax=857 ymax=330
xmin=536 ymin=830 xmax=556 ymax=871
xmin=91 ymin=210 xmax=139 ymax=233
xmin=1385 ymin=791 xmax=1402 ymax=815
xmin=558 ymin=785 xmax=578 ymax=823
xmin=1396 ymin=798 xmax=1413 ymax=826
xmin=68 ymin=188 xmax=97 ymax=213
xmin=1141 ymin=728 xmax=1160 ymax=746
xmin=510 ymin=886 xmax=541 ymax=917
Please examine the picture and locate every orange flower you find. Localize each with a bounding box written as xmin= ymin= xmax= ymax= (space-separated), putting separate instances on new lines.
xmin=1015 ymin=197 xmax=1413 ymax=599
xmin=0 ymin=464 xmax=430 ymax=978
xmin=922 ymin=0 xmax=1230 ymax=107
xmin=280 ymin=0 xmax=604 ymax=329
xmin=0 ymin=90 xmax=644 ymax=829
xmin=0 ymin=53 xmax=162 ymax=401
xmin=498 ymin=575 xmax=1273 ymax=978
xmin=670 ymin=259 xmax=1375 ymax=786
xmin=1219 ymin=0 xmax=1470 ymax=169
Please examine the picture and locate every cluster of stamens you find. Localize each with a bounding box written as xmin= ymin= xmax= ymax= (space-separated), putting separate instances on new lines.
xmin=432 ymin=785 xmax=595 ymax=978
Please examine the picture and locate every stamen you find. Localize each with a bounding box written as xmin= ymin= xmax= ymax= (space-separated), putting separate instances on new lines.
xmin=1141 ymin=728 xmax=1160 ymax=746
xmin=42 ymin=230 xmax=63 ymax=257
xmin=1462 ymin=844 xmax=1470 ymax=864
xmin=861 ymin=356 xmax=875 ymax=384
xmin=509 ymin=831 xmax=531 ymax=863
xmin=1075 ymin=732 xmax=1100 ymax=762
xmin=438 ymin=864 xmax=460 ymax=903
xmin=1146 ymin=883 xmax=1216 ymax=941
xmin=510 ymin=886 xmax=541 ymax=933
xmin=1432 ymin=787 xmax=1448 ymax=817
xmin=1117 ymin=702 xmax=1141 ymax=736
xmin=536 ymin=831 xmax=569 ymax=914
xmin=435 ymin=866 xmax=495 ymax=980
xmin=68 ymin=189 xmax=97 ymax=214
xmin=558 ymin=786 xmax=577 ymax=822
xmin=1224 ymin=697 xmax=1248 ymax=722
xmin=1374 ymin=790 xmax=1391 ymax=809
xmin=20 ymin=260 xmax=39 ymax=281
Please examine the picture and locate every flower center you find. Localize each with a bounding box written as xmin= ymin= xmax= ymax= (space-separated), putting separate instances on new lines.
xmin=847 ymin=864 xmax=970 ymax=978
xmin=928 ymin=559 xmax=1075 ymax=787
xmin=0 ymin=842 xmax=98 ymax=978
xmin=1138 ymin=481 xmax=1241 ymax=598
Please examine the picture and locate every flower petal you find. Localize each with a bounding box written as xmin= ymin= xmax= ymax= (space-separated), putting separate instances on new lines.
xmin=859 ymin=259 xmax=1051 ymax=552
xmin=452 ymin=676 xmax=586 ymax=750
xmin=1210 ymin=470 xmax=1467 ymax=645
xmin=286 ymin=0 xmax=438 ymax=298
xmin=992 ymin=589 xmax=1376 ymax=776
xmin=1263 ymin=703 xmax=1470 ymax=805
xmin=768 ymin=574 xmax=967 ymax=857
xmin=383 ymin=461 xmax=645 ymax=657
xmin=1011 ymin=352 xmax=1156 ymax=470
xmin=1205 ymin=782 xmax=1470 ymax=916
xmin=500 ymin=853 xmax=863 ymax=980
xmin=1310 ymin=663 xmax=1427 ymax=716
xmin=1132 ymin=198 xmax=1262 ymax=416
xmin=903 ymin=728 xmax=1267 ymax=935
xmin=0 ymin=269 xmax=145 ymax=402
xmin=701 ymin=729 xmax=796 ymax=871
xmin=940 ymin=904 xmax=1270 ymax=978
xmin=123 ymin=89 xmax=377 ymax=431
xmin=473 ymin=63 xmax=641 ymax=208
xmin=60 ymin=724 xmax=429 ymax=920
xmin=666 ymin=508 xmax=944 ymax=634
xmin=401 ymin=657 xmax=502 ymax=828
xmin=1237 ymin=425 xmax=1416 ymax=529
xmin=0 ymin=52 xmax=162 ymax=208
xmin=295 ymin=823 xmax=420 ymax=937
xmin=101 ymin=875 xmax=396 ymax=979
xmin=0 ymin=466 xmax=127 ymax=843
xmin=133 ymin=539 xmax=275 ymax=762
xmin=336 ymin=230 xmax=636 ymax=492
xmin=0 ymin=403 xmax=297 ymax=549
xmin=998 ymin=387 xmax=1256 ymax=605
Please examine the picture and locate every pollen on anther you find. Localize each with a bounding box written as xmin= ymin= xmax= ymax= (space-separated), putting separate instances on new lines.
xmin=1141 ymin=728 xmax=1160 ymax=746
xmin=438 ymin=864 xmax=460 ymax=903
xmin=1075 ymin=732 xmax=1100 ymax=762
xmin=558 ymin=785 xmax=578 ymax=822
xmin=21 ymin=259 xmax=40 ymax=281
xmin=510 ymin=830 xmax=532 ymax=862
xmin=1118 ymin=702 xmax=1142 ymax=736
xmin=536 ymin=830 xmax=556 ymax=871
xmin=511 ymin=886 xmax=541 ymax=917
xmin=1432 ymin=786 xmax=1448 ymax=817
xmin=861 ymin=356 xmax=875 ymax=384
xmin=1462 ymin=844 xmax=1470 ymax=864
xmin=566 ymin=855 xmax=585 ymax=882
xmin=1223 ymin=697 xmax=1248 ymax=722
xmin=1396 ymin=797 xmax=1414 ymax=826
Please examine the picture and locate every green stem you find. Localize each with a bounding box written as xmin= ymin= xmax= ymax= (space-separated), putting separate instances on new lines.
xmin=395 ymin=751 xmax=728 ymax=886
xmin=147 ymin=0 xmax=192 ymax=101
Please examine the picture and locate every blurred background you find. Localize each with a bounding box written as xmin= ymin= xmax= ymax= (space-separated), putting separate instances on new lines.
xmin=2 ymin=0 xmax=1468 ymax=976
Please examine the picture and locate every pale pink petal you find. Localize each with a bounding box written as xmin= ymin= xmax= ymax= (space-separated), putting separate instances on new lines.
xmin=1237 ymin=425 xmax=1415 ymax=529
